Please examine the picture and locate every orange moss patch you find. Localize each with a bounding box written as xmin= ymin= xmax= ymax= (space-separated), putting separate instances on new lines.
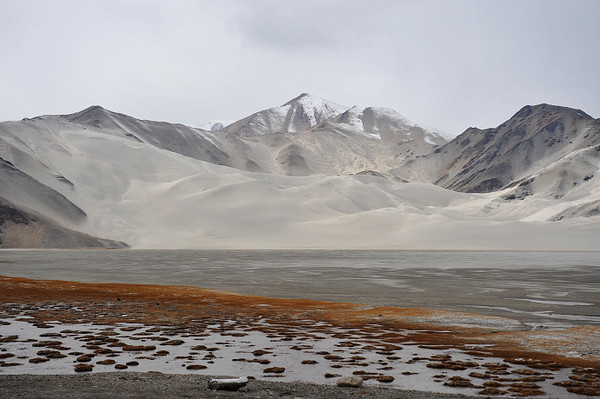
xmin=0 ymin=275 xmax=599 ymax=370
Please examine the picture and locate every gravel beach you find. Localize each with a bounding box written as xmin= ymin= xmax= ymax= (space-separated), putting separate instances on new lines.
xmin=0 ymin=373 xmax=481 ymax=399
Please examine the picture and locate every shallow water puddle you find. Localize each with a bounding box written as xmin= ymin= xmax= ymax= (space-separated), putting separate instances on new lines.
xmin=0 ymin=316 xmax=592 ymax=398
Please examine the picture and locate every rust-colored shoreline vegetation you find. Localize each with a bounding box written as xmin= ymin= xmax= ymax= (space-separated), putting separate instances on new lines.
xmin=1 ymin=275 xmax=598 ymax=370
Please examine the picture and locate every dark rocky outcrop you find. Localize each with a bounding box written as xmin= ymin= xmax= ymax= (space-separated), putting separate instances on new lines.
xmin=395 ymin=104 xmax=600 ymax=193
xmin=0 ymin=199 xmax=128 ymax=249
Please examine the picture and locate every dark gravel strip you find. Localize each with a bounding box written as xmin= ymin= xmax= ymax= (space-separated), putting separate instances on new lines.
xmin=0 ymin=373 xmax=481 ymax=398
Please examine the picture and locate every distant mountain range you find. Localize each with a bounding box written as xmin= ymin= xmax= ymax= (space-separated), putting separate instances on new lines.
xmin=1 ymin=94 xmax=598 ymax=249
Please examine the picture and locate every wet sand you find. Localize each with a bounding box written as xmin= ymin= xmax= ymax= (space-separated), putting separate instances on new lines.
xmin=1 ymin=276 xmax=599 ymax=397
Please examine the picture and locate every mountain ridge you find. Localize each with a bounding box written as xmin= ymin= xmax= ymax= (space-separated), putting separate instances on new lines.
xmin=393 ymin=102 xmax=600 ymax=193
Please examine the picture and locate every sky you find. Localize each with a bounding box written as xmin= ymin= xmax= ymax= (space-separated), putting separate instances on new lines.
xmin=1 ymin=0 xmax=599 ymax=136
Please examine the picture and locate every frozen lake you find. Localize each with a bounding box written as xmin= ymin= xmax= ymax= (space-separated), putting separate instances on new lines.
xmin=1 ymin=249 xmax=599 ymax=328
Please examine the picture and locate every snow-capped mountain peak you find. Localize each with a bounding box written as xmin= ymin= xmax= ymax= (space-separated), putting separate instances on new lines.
xmin=223 ymin=93 xmax=348 ymax=136
xmin=280 ymin=93 xmax=348 ymax=133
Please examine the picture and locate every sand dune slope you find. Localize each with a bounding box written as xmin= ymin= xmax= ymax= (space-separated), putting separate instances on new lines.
xmin=1 ymin=99 xmax=598 ymax=249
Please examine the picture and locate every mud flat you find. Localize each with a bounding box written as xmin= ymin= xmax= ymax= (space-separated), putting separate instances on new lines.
xmin=1 ymin=276 xmax=599 ymax=398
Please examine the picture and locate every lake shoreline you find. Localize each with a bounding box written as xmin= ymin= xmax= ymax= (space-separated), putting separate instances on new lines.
xmin=2 ymin=249 xmax=599 ymax=328
xmin=1 ymin=276 xmax=599 ymax=397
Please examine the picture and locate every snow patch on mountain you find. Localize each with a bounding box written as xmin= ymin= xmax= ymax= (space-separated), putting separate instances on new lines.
xmin=223 ymin=93 xmax=348 ymax=136
xmin=281 ymin=93 xmax=348 ymax=132
xmin=328 ymin=105 xmax=448 ymax=147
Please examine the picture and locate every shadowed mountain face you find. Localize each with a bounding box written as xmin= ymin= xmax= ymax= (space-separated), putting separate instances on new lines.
xmin=0 ymin=96 xmax=598 ymax=249
xmin=0 ymin=156 xmax=127 ymax=248
xmin=0 ymin=157 xmax=86 ymax=223
xmin=0 ymin=198 xmax=127 ymax=248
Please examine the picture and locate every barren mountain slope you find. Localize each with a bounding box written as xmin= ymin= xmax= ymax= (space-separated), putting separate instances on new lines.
xmin=216 ymin=127 xmax=419 ymax=177
xmin=216 ymin=94 xmax=448 ymax=175
xmin=41 ymin=95 xmax=448 ymax=177
xmin=64 ymin=106 xmax=232 ymax=167
xmin=394 ymin=104 xmax=600 ymax=193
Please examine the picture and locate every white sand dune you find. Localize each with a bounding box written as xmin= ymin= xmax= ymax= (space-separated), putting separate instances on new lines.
xmin=0 ymin=97 xmax=598 ymax=249
xmin=5 ymin=123 xmax=596 ymax=249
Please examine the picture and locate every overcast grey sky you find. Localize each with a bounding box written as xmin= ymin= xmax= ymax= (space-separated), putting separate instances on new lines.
xmin=1 ymin=0 xmax=599 ymax=135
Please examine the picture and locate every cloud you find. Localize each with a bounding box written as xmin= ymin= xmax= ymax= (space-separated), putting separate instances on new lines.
xmin=1 ymin=0 xmax=599 ymax=134
xmin=230 ymin=0 xmax=383 ymax=53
